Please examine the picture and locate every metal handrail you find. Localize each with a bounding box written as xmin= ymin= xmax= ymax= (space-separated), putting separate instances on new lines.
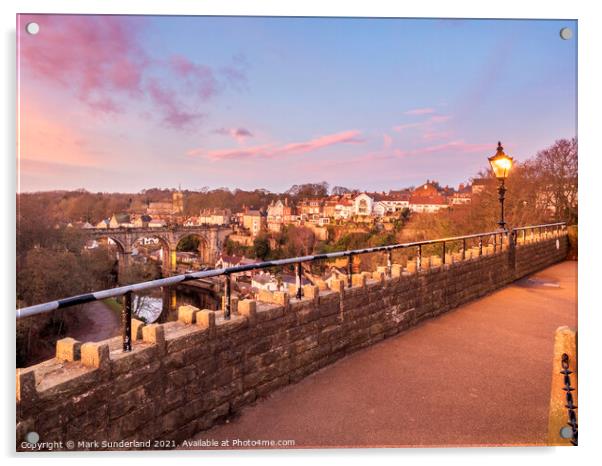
xmin=512 ymin=222 xmax=566 ymax=232
xmin=512 ymin=222 xmax=567 ymax=244
xmin=17 ymin=222 xmax=567 ymax=352
xmin=16 ymin=229 xmax=507 ymax=320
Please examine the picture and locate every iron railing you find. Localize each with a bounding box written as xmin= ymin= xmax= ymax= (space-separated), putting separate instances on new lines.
xmin=16 ymin=223 xmax=566 ymax=352
xmin=511 ymin=222 xmax=567 ymax=244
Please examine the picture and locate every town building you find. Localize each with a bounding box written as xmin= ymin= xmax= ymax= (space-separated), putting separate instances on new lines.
xmin=297 ymin=199 xmax=323 ymax=221
xmin=333 ymin=197 xmax=354 ymax=220
xmin=215 ymin=254 xmax=259 ymax=276
xmin=199 ymin=208 xmax=232 ymax=226
xmin=353 ymin=193 xmax=374 ymax=216
xmin=109 ymin=213 xmax=133 ymax=228
xmin=449 ymin=183 xmax=473 ymax=205
xmin=267 ymin=199 xmax=293 ymax=232
xmin=242 ymin=210 xmax=266 ymax=236
xmin=372 ymin=192 xmax=411 ymax=216
xmin=408 ymin=181 xmax=449 ymax=213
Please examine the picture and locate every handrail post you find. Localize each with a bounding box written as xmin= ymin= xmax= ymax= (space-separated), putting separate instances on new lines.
xmin=523 ymin=228 xmax=526 ymax=244
xmin=122 ymin=291 xmax=132 ymax=352
xmin=462 ymin=238 xmax=466 ymax=260
xmin=387 ymin=249 xmax=393 ymax=276
xmin=417 ymin=245 xmax=422 ymax=271
xmin=296 ymin=262 xmax=303 ymax=300
xmin=479 ymin=236 xmax=483 ymax=256
xmin=493 ymin=233 xmax=497 ymax=253
xmin=442 ymin=241 xmax=446 ymax=264
xmin=347 ymin=253 xmax=353 ymax=288
xmin=224 ymin=274 xmax=231 ymax=320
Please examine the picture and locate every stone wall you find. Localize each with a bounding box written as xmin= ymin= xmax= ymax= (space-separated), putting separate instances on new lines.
xmin=16 ymin=232 xmax=568 ymax=450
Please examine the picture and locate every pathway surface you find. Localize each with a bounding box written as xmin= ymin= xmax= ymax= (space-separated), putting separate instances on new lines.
xmin=188 ymin=261 xmax=577 ymax=449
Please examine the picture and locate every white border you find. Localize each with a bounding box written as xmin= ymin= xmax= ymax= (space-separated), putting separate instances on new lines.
xmin=2 ymin=1 xmax=600 ymax=465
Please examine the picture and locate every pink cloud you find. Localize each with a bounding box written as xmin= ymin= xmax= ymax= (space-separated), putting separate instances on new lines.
xmin=394 ymin=140 xmax=491 ymax=158
xmin=169 ymin=55 xmax=218 ymax=100
xmin=383 ymin=133 xmax=393 ymax=149
xmin=429 ymin=115 xmax=452 ymax=123
xmin=277 ymin=130 xmax=363 ymax=156
xmin=213 ymin=127 xmax=254 ymax=142
xmin=422 ymin=130 xmax=454 ymax=141
xmin=20 ymin=15 xmax=148 ymax=108
xmin=147 ymin=80 xmax=204 ymax=129
xmin=188 ymin=130 xmax=364 ymax=160
xmin=393 ymin=121 xmax=426 ymax=132
xmin=188 ymin=144 xmax=272 ymax=160
xmin=220 ymin=52 xmax=249 ymax=90
xmin=18 ymin=15 xmax=247 ymax=131
xmin=404 ymin=107 xmax=436 ymax=115
xmin=393 ymin=114 xmax=452 ymax=132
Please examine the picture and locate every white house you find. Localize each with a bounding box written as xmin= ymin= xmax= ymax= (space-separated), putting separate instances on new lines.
xmin=353 ymin=193 xmax=374 ymax=216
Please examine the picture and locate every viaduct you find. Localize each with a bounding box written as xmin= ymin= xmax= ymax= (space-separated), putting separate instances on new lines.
xmin=85 ymin=225 xmax=232 ymax=275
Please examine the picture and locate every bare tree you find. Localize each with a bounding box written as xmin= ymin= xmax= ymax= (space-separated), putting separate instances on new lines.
xmin=530 ymin=138 xmax=577 ymax=223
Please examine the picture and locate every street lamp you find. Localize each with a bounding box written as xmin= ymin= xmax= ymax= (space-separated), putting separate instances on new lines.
xmin=488 ymin=141 xmax=514 ymax=230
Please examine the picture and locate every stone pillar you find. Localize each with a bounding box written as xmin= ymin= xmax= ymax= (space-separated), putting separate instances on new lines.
xmin=117 ymin=250 xmax=131 ymax=282
xmin=170 ymin=249 xmax=177 ymax=273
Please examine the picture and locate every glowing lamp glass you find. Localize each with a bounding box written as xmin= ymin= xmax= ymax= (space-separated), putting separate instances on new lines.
xmin=488 ymin=144 xmax=514 ymax=180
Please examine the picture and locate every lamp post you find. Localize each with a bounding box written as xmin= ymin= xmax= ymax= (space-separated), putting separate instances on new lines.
xmin=488 ymin=141 xmax=514 ymax=230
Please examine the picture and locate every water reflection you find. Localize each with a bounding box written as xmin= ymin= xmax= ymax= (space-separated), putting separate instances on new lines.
xmin=132 ymin=283 xmax=219 ymax=324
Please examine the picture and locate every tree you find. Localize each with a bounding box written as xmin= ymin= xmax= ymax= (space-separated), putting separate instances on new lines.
xmin=285 ymin=182 xmax=329 ymax=199
xmin=283 ymin=226 xmax=316 ymax=257
xmin=530 ymin=138 xmax=577 ymax=223
xmin=253 ymin=235 xmax=271 ymax=260
xmin=177 ymin=236 xmax=200 ymax=252
xmin=332 ymin=186 xmax=352 ymax=195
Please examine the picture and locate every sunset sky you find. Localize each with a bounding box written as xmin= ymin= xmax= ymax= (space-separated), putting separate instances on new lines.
xmin=17 ymin=15 xmax=576 ymax=193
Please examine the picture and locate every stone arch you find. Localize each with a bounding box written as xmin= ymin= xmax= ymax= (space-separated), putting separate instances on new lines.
xmin=175 ymin=233 xmax=211 ymax=266
xmin=87 ymin=234 xmax=129 ymax=283
xmin=130 ymin=234 xmax=172 ymax=276
xmin=89 ymin=234 xmax=127 ymax=255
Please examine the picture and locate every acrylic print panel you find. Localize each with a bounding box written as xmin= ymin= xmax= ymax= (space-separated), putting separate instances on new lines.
xmin=16 ymin=14 xmax=578 ymax=451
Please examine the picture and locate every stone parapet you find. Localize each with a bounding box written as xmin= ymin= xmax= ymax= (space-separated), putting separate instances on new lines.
xmin=16 ymin=233 xmax=568 ymax=450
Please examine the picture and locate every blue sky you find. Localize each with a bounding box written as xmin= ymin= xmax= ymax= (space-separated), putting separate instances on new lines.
xmin=19 ymin=15 xmax=576 ymax=192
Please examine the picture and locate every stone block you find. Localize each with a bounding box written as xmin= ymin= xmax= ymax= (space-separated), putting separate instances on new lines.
xmin=391 ymin=264 xmax=403 ymax=278
xmin=178 ymin=305 xmax=199 ymax=324
xmin=329 ymin=279 xmax=346 ymax=293
xmin=131 ymin=318 xmax=145 ymax=341
xmin=221 ymin=296 xmax=239 ymax=314
xmin=81 ymin=342 xmax=110 ymax=369
xmin=55 ymin=337 xmax=82 ymax=362
xmin=16 ymin=368 xmax=37 ymax=403
xmin=142 ymin=324 xmax=166 ymax=354
xmin=406 ymin=259 xmax=417 ymax=273
xmin=352 ymin=274 xmax=366 ymax=288
xmin=196 ymin=309 xmax=216 ymax=330
xmin=273 ymin=291 xmax=289 ymax=307
xmin=303 ymin=285 xmax=320 ymax=301
xmin=238 ymin=299 xmax=257 ymax=325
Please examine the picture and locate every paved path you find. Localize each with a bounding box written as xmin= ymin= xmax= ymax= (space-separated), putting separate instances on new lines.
xmin=189 ymin=261 xmax=577 ymax=448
